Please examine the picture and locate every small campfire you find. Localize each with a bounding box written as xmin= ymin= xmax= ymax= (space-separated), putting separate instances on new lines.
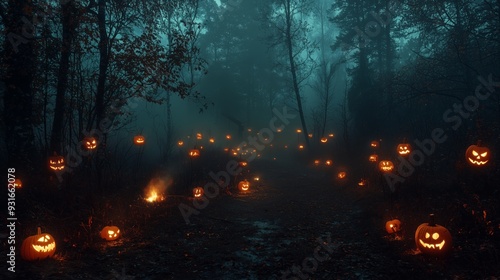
xmin=143 ymin=177 xmax=168 ymax=203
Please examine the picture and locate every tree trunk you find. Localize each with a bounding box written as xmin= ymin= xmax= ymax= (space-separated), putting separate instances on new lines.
xmin=284 ymin=0 xmax=310 ymax=148
xmin=3 ymin=0 xmax=38 ymax=172
xmin=50 ymin=0 xmax=76 ymax=154
xmin=95 ymin=0 xmax=109 ymax=127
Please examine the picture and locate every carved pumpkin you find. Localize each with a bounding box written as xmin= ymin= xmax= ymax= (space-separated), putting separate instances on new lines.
xmin=337 ymin=171 xmax=346 ymax=179
xmin=308 ymin=133 xmax=313 ymax=138
xmin=209 ymin=137 xmax=215 ymax=143
xmin=226 ymin=134 xmax=232 ymax=140
xmin=134 ymin=135 xmax=145 ymax=145
xmin=196 ymin=133 xmax=202 ymax=140
xmin=100 ymin=226 xmax=121 ymax=241
xmin=415 ymin=214 xmax=452 ymax=256
xmin=296 ymin=129 xmax=302 ymax=133
xmin=328 ymin=133 xmax=334 ymax=138
xmin=189 ymin=149 xmax=200 ymax=157
xmin=385 ymin=219 xmax=402 ymax=234
xmin=193 ymin=187 xmax=204 ymax=198
xmin=178 ymin=140 xmax=184 ymax=146
xmin=48 ymin=155 xmax=65 ymax=171
xmin=314 ymin=159 xmax=320 ymax=166
xmin=14 ymin=178 xmax=22 ymax=188
xmin=465 ymin=144 xmax=490 ymax=166
xmin=298 ymin=144 xmax=304 ymax=150
xmin=369 ymin=154 xmax=378 ymax=162
xmin=320 ymin=137 xmax=328 ymax=143
xmin=21 ymin=227 xmax=56 ymax=261
xmin=238 ymin=180 xmax=250 ymax=192
xmin=325 ymin=160 xmax=332 ymax=166
xmin=378 ymin=160 xmax=394 ymax=172
xmin=239 ymin=161 xmax=248 ymax=167
xmin=82 ymin=136 xmax=97 ymax=150
xmin=358 ymin=178 xmax=367 ymax=186
xmin=397 ymin=143 xmax=411 ymax=156
xmin=370 ymin=140 xmax=379 ymax=148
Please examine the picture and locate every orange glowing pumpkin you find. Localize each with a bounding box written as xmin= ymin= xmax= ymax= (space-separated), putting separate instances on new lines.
xmin=134 ymin=135 xmax=145 ymax=145
xmin=21 ymin=227 xmax=56 ymax=261
xmin=82 ymin=136 xmax=97 ymax=150
xmin=369 ymin=154 xmax=378 ymax=162
xmin=100 ymin=226 xmax=121 ymax=241
xmin=378 ymin=160 xmax=394 ymax=172
xmin=370 ymin=140 xmax=379 ymax=148
xmin=465 ymin=144 xmax=490 ymax=166
xmin=238 ymin=180 xmax=250 ymax=192
xmin=415 ymin=214 xmax=452 ymax=256
xmin=189 ymin=149 xmax=200 ymax=157
xmin=193 ymin=187 xmax=204 ymax=198
xmin=397 ymin=143 xmax=411 ymax=156
xmin=48 ymin=155 xmax=65 ymax=171
xmin=337 ymin=171 xmax=346 ymax=179
xmin=385 ymin=219 xmax=402 ymax=234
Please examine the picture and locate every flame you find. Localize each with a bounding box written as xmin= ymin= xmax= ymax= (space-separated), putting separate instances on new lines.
xmin=144 ymin=177 xmax=169 ymax=203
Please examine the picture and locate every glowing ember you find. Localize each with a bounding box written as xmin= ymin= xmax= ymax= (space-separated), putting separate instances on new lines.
xmin=253 ymin=177 xmax=260 ymax=181
xmin=298 ymin=145 xmax=304 ymax=149
xmin=296 ymin=129 xmax=302 ymax=133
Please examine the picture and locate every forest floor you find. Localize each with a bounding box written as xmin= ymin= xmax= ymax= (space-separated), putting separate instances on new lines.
xmin=4 ymin=157 xmax=500 ymax=279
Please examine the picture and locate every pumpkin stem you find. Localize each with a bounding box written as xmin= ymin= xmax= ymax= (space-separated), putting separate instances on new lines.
xmin=428 ymin=214 xmax=436 ymax=226
xmin=37 ymin=227 xmax=41 ymax=235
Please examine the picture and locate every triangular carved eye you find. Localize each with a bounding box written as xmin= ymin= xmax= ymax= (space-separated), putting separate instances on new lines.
xmin=472 ymin=150 xmax=479 ymax=156
xmin=481 ymin=152 xmax=487 ymax=157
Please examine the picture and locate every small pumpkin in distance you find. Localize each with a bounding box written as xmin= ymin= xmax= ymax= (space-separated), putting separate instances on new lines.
xmin=48 ymin=155 xmax=65 ymax=171
xmin=397 ymin=143 xmax=411 ymax=156
xmin=415 ymin=214 xmax=452 ymax=256
xmin=193 ymin=187 xmax=204 ymax=198
xmin=14 ymin=178 xmax=22 ymax=188
xmin=82 ymin=136 xmax=97 ymax=150
xmin=385 ymin=219 xmax=402 ymax=234
xmin=238 ymin=180 xmax=250 ymax=192
xmin=189 ymin=149 xmax=200 ymax=157
xmin=134 ymin=135 xmax=145 ymax=145
xmin=21 ymin=227 xmax=56 ymax=261
xmin=100 ymin=226 xmax=121 ymax=241
xmin=378 ymin=160 xmax=394 ymax=172
xmin=369 ymin=154 xmax=378 ymax=162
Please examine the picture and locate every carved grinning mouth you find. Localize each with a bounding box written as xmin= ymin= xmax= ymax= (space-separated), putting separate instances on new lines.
xmin=468 ymin=158 xmax=488 ymax=165
xmin=419 ymin=239 xmax=446 ymax=250
xmin=32 ymin=242 xmax=56 ymax=252
xmin=399 ymin=150 xmax=410 ymax=154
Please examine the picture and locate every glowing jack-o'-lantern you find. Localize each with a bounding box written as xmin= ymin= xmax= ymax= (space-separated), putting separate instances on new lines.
xmin=358 ymin=178 xmax=367 ymax=186
xmin=209 ymin=137 xmax=215 ymax=143
xmin=328 ymin=133 xmax=334 ymax=138
xmin=465 ymin=144 xmax=490 ymax=166
xmin=226 ymin=134 xmax=232 ymax=140
xmin=13 ymin=178 xmax=22 ymax=188
xmin=82 ymin=136 xmax=97 ymax=150
xmin=100 ymin=226 xmax=121 ymax=241
xmin=189 ymin=149 xmax=200 ymax=157
xmin=21 ymin=227 xmax=56 ymax=261
xmin=325 ymin=160 xmax=332 ymax=166
xmin=134 ymin=135 xmax=145 ymax=145
xmin=296 ymin=129 xmax=302 ymax=133
xmin=378 ymin=160 xmax=394 ymax=172
xmin=178 ymin=140 xmax=184 ymax=146
xmin=320 ymin=137 xmax=328 ymax=143
xmin=239 ymin=161 xmax=248 ymax=167
xmin=385 ymin=219 xmax=402 ymax=234
xmin=369 ymin=154 xmax=378 ymax=162
xmin=298 ymin=144 xmax=304 ymax=150
xmin=370 ymin=140 xmax=379 ymax=148
xmin=308 ymin=133 xmax=313 ymax=138
xmin=397 ymin=143 xmax=411 ymax=156
xmin=193 ymin=187 xmax=204 ymax=198
xmin=337 ymin=171 xmax=346 ymax=179
xmin=48 ymin=155 xmax=65 ymax=171
xmin=314 ymin=160 xmax=320 ymax=166
xmin=196 ymin=133 xmax=202 ymax=140
xmin=415 ymin=214 xmax=452 ymax=256
xmin=238 ymin=180 xmax=250 ymax=191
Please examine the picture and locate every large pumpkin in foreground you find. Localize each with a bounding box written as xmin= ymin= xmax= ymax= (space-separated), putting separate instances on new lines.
xmin=415 ymin=214 xmax=452 ymax=256
xmin=21 ymin=227 xmax=56 ymax=261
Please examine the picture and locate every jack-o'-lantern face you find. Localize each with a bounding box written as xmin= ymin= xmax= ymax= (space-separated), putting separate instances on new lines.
xmin=325 ymin=160 xmax=332 ymax=166
xmin=358 ymin=178 xmax=367 ymax=186
xmin=378 ymin=160 xmax=394 ymax=172
xmin=193 ymin=187 xmax=204 ymax=198
xmin=100 ymin=226 xmax=121 ymax=241
xmin=189 ymin=149 xmax=200 ymax=157
xmin=134 ymin=135 xmax=145 ymax=145
xmin=178 ymin=140 xmax=184 ymax=146
xmin=369 ymin=154 xmax=378 ymax=162
xmin=239 ymin=161 xmax=248 ymax=167
xmin=298 ymin=144 xmax=304 ymax=150
xmin=337 ymin=171 xmax=346 ymax=179
xmin=320 ymin=137 xmax=328 ymax=143
xmin=465 ymin=144 xmax=490 ymax=166
xmin=238 ymin=180 xmax=250 ymax=192
xmin=21 ymin=227 xmax=56 ymax=261
xmin=209 ymin=138 xmax=215 ymax=143
xmin=385 ymin=219 xmax=402 ymax=234
xmin=397 ymin=144 xmax=411 ymax=156
xmin=83 ymin=136 xmax=97 ymax=150
xmin=415 ymin=214 xmax=452 ymax=256
xmin=196 ymin=133 xmax=202 ymax=140
xmin=48 ymin=155 xmax=65 ymax=171
xmin=314 ymin=160 xmax=320 ymax=166
xmin=14 ymin=178 xmax=22 ymax=188
xmin=370 ymin=140 xmax=379 ymax=148
xmin=226 ymin=134 xmax=232 ymax=140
